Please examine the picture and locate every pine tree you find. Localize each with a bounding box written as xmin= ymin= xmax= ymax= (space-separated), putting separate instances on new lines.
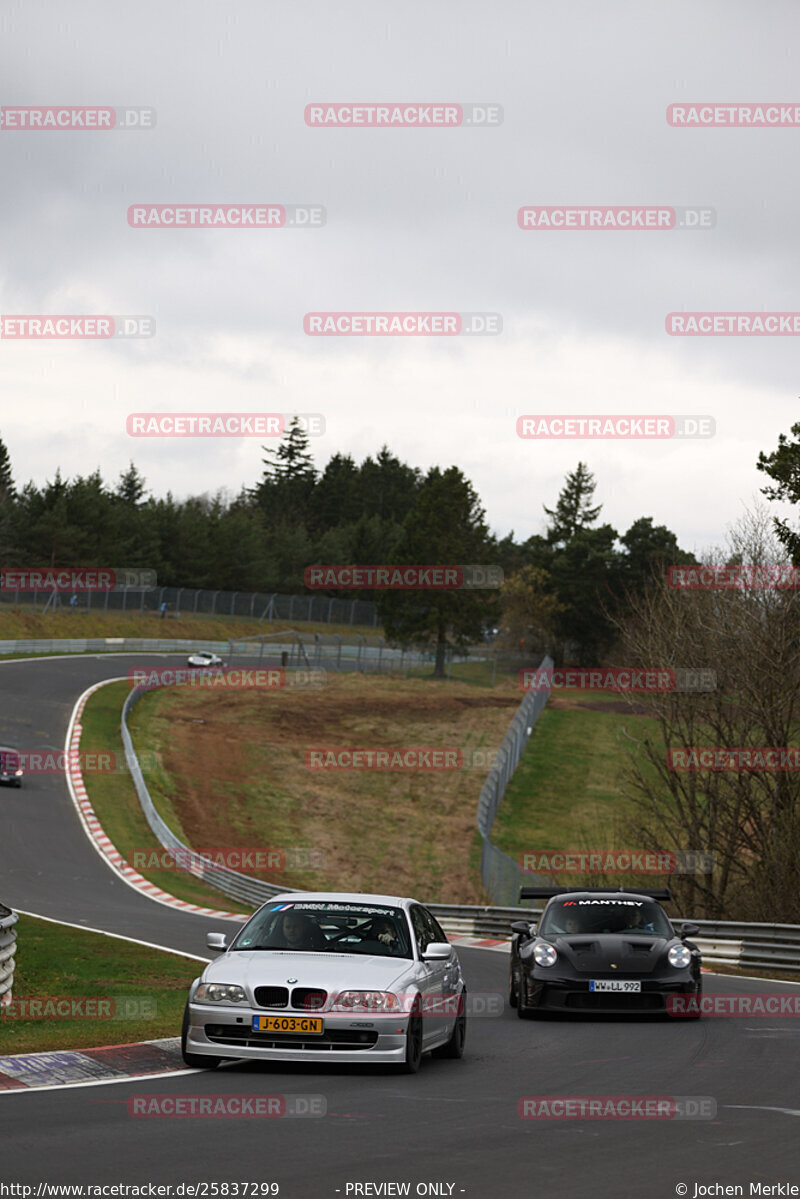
xmin=0 ymin=438 xmax=14 ymax=503
xmin=543 ymin=462 xmax=602 ymax=546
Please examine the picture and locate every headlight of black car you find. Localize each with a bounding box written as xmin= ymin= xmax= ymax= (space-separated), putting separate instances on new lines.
xmin=667 ymin=944 xmax=692 ymax=968
xmin=532 ymin=942 xmax=558 ymax=967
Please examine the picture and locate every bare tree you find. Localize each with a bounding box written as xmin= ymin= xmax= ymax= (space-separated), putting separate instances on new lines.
xmin=611 ymin=506 xmax=800 ymax=920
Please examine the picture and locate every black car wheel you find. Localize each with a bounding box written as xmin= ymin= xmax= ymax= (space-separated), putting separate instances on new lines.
xmin=508 ymin=963 xmax=519 ymax=1009
xmin=181 ymin=1004 xmax=222 ymax=1069
xmin=516 ymin=974 xmax=538 ymax=1020
xmin=399 ymin=1001 xmax=424 ymax=1073
xmin=684 ymin=983 xmax=703 ymax=1020
xmin=433 ymin=990 xmax=466 ymax=1059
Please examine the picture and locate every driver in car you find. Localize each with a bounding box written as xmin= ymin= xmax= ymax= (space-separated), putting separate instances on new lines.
xmin=627 ymin=908 xmax=656 ymax=933
xmin=273 ymin=911 xmax=325 ymax=950
xmin=374 ymin=919 xmax=401 ymax=952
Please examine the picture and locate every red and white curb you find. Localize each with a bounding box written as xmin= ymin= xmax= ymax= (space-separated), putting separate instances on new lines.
xmin=65 ymin=679 xmax=246 ymax=923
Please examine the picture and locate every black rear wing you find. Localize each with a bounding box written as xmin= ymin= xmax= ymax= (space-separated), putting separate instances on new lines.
xmin=519 ymin=886 xmax=673 ymax=902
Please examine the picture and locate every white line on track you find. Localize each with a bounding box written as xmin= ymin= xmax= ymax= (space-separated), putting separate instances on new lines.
xmin=12 ymin=908 xmax=210 ymax=961
xmin=61 ymin=677 xmax=244 ymax=923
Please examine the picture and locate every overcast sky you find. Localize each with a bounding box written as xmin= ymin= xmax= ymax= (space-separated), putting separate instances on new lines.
xmin=1 ymin=0 xmax=799 ymax=556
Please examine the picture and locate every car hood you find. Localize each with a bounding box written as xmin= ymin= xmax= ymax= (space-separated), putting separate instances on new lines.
xmin=544 ymin=935 xmax=672 ymax=974
xmin=202 ymin=950 xmax=414 ymax=994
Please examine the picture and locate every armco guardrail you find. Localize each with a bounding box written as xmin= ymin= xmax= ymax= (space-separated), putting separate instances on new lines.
xmin=477 ymin=655 xmax=553 ymax=907
xmin=0 ymin=905 xmax=18 ymax=1007
xmin=0 ymin=634 xmax=431 ymax=673
xmin=0 ymin=637 xmax=232 ymax=656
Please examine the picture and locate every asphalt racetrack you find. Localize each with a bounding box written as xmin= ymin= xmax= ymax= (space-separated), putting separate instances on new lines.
xmin=1 ymin=656 xmax=800 ymax=1198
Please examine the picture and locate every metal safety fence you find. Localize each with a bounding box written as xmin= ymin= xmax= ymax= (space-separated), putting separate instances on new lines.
xmin=0 ymin=905 xmax=18 ymax=1007
xmin=477 ymin=655 xmax=554 ymax=907
xmin=0 ymin=587 xmax=379 ymax=627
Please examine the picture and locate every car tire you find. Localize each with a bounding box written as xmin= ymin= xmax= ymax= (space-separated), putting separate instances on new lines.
xmin=399 ymin=1002 xmax=424 ymax=1073
xmin=433 ymin=990 xmax=466 ymax=1059
xmin=181 ymin=1004 xmax=222 ymax=1069
xmin=516 ymin=975 xmax=538 ymax=1020
xmin=508 ymin=964 xmax=519 ymax=1009
xmin=684 ymin=985 xmax=703 ymax=1020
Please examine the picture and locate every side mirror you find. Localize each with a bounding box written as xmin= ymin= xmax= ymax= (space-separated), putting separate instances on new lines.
xmin=207 ymin=932 xmax=227 ymax=952
xmin=511 ymin=921 xmax=533 ymax=937
xmin=422 ymin=941 xmax=452 ymax=961
xmin=679 ymin=922 xmax=700 ymax=939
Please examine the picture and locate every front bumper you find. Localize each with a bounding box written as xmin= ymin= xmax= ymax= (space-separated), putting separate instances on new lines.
xmin=525 ymin=972 xmax=700 ymax=1014
xmin=186 ymin=1002 xmax=413 ymax=1065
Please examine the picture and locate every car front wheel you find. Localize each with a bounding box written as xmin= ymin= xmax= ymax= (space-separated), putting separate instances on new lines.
xmin=181 ymin=1004 xmax=222 ymax=1069
xmin=516 ymin=974 xmax=538 ymax=1020
xmin=509 ymin=964 xmax=519 ymax=1008
xmin=399 ymin=1003 xmax=424 ymax=1073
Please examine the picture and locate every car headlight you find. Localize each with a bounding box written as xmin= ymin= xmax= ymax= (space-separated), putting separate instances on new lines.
xmin=668 ymin=944 xmax=692 ymax=969
xmin=332 ymin=990 xmax=401 ymax=1013
xmin=194 ymin=982 xmax=247 ymax=1004
xmin=533 ymin=942 xmax=558 ymax=968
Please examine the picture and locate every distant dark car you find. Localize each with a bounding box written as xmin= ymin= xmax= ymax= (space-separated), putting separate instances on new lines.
xmin=509 ymin=887 xmax=702 ymax=1017
xmin=0 ymin=746 xmax=23 ymax=787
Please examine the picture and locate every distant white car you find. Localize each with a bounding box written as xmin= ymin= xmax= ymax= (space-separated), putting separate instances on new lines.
xmin=186 ymin=651 xmax=223 ymax=668
xmin=182 ymin=892 xmax=467 ymax=1074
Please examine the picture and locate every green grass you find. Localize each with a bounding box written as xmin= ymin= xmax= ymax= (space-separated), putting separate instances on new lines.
xmin=492 ymin=694 xmax=665 ymax=866
xmin=79 ymin=682 xmax=252 ymax=914
xmin=0 ymin=914 xmax=202 ymax=1053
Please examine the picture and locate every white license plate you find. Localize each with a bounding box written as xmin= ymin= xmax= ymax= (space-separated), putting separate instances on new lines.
xmin=589 ymin=980 xmax=642 ymax=993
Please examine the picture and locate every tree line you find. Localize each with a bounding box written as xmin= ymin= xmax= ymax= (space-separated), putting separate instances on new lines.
xmin=0 ymin=421 xmax=700 ymax=665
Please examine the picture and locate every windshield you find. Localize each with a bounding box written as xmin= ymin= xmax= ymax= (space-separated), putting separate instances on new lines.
xmin=230 ymin=901 xmax=413 ymax=958
xmin=539 ymin=898 xmax=672 ymax=938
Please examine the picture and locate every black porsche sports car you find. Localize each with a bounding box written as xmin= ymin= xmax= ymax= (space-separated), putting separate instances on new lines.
xmin=509 ymin=887 xmax=702 ymax=1017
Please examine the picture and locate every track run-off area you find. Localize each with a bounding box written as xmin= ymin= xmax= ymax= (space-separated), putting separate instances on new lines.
xmin=1 ymin=655 xmax=799 ymax=1199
